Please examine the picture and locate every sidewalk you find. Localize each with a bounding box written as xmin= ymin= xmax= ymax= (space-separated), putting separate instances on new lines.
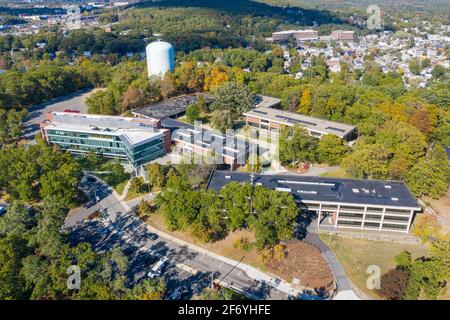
xmin=87 ymin=173 xmax=132 ymax=207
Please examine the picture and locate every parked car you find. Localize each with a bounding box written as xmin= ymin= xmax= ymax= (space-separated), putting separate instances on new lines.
xmin=166 ymin=290 xmax=181 ymax=300
xmin=179 ymin=286 xmax=188 ymax=296
xmin=166 ymin=286 xmax=188 ymax=300
xmin=0 ymin=205 xmax=6 ymax=217
xmin=147 ymin=257 xmax=168 ymax=279
xmin=148 ymin=233 xmax=159 ymax=241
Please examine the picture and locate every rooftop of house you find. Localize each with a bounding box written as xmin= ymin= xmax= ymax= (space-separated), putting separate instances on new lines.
xmin=244 ymin=107 xmax=356 ymax=139
xmin=206 ymin=171 xmax=420 ymax=209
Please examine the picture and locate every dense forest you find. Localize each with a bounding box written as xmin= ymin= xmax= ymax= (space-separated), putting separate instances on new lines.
xmin=0 ymin=0 xmax=448 ymax=301
xmin=0 ymin=139 xmax=166 ymax=300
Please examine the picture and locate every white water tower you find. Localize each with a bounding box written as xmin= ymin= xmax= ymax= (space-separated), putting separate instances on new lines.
xmin=145 ymin=40 xmax=175 ymax=78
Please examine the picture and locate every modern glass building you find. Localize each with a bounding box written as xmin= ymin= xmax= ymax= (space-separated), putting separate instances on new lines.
xmin=40 ymin=112 xmax=170 ymax=168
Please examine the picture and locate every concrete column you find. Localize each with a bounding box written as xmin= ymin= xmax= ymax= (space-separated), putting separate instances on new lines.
xmin=317 ymin=203 xmax=322 ymax=230
xmin=406 ymin=209 xmax=414 ymax=233
xmin=334 ymin=205 xmax=340 ymax=228
xmin=379 ymin=207 xmax=386 ymax=231
xmin=361 ymin=206 xmax=367 ymax=230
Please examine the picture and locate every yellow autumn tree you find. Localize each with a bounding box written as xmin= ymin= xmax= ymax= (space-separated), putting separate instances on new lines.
xmin=297 ymin=88 xmax=312 ymax=114
xmin=231 ymin=66 xmax=245 ymax=84
xmin=377 ymin=102 xmax=409 ymax=123
xmin=204 ymin=66 xmax=229 ymax=92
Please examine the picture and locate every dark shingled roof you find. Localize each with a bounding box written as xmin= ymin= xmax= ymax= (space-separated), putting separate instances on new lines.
xmin=206 ymin=171 xmax=420 ymax=209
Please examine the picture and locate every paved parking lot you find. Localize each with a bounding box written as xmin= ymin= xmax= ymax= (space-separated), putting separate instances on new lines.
xmin=22 ymin=88 xmax=98 ymax=142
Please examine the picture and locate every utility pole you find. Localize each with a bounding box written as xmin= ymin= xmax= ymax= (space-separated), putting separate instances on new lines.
xmin=249 ymin=151 xmax=256 ymax=216
xmin=93 ymin=189 xmax=100 ymax=211
xmin=218 ymin=255 xmax=246 ymax=288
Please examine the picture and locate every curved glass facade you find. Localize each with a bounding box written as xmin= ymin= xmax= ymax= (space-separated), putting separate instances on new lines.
xmin=46 ymin=129 xmax=164 ymax=168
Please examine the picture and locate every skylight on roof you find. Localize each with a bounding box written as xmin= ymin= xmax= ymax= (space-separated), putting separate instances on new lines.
xmin=274 ymin=115 xmax=317 ymax=126
xmin=384 ymin=185 xmax=392 ymax=189
xmin=253 ymin=110 xmax=268 ymax=115
xmin=391 ymin=197 xmax=399 ymax=201
xmin=277 ymin=180 xmax=335 ymax=187
xmin=276 ymin=187 xmax=292 ymax=193
xmin=297 ymin=190 xmax=318 ymax=194
xmin=352 ymin=188 xmax=360 ymax=193
xmin=325 ymin=126 xmax=346 ymax=133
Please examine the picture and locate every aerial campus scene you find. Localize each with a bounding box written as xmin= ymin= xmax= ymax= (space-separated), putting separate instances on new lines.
xmin=0 ymin=0 xmax=449 ymax=311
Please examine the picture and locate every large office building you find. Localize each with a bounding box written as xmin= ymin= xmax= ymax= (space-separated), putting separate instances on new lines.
xmin=206 ymin=171 xmax=421 ymax=234
xmin=272 ymin=29 xmax=319 ymax=42
xmin=40 ymin=112 xmax=171 ymax=169
xmin=171 ymin=126 xmax=259 ymax=171
xmin=330 ymin=30 xmax=355 ymax=41
xmin=244 ymin=106 xmax=357 ymax=140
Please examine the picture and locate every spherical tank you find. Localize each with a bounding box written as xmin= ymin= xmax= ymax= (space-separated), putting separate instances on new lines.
xmin=145 ymin=41 xmax=175 ymax=77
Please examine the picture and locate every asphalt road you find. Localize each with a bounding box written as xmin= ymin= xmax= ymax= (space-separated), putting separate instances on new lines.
xmin=67 ymin=178 xmax=294 ymax=300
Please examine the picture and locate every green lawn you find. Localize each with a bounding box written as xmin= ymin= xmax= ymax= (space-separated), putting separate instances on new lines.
xmin=319 ymin=167 xmax=348 ymax=178
xmin=319 ymin=234 xmax=429 ymax=299
xmin=113 ymin=180 xmax=128 ymax=196
xmin=124 ymin=177 xmax=150 ymax=201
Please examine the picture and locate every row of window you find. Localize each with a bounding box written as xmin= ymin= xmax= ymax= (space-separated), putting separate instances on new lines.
xmin=57 ymin=143 xmax=127 ymax=156
xmin=315 ymin=204 xmax=411 ymax=215
xmin=337 ymin=220 xmax=408 ymax=231
xmin=49 ymin=135 xmax=124 ymax=149
xmin=48 ymin=130 xmax=120 ymax=141
xmin=339 ymin=212 xmax=409 ymax=223
xmin=131 ymin=149 xmax=164 ymax=167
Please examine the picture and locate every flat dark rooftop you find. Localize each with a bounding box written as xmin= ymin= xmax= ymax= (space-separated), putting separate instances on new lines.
xmin=133 ymin=93 xmax=213 ymax=119
xmin=206 ymin=171 xmax=420 ymax=209
xmin=172 ymin=127 xmax=262 ymax=160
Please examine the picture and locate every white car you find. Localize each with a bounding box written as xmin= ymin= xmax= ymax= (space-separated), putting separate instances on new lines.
xmin=147 ymin=257 xmax=168 ymax=279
